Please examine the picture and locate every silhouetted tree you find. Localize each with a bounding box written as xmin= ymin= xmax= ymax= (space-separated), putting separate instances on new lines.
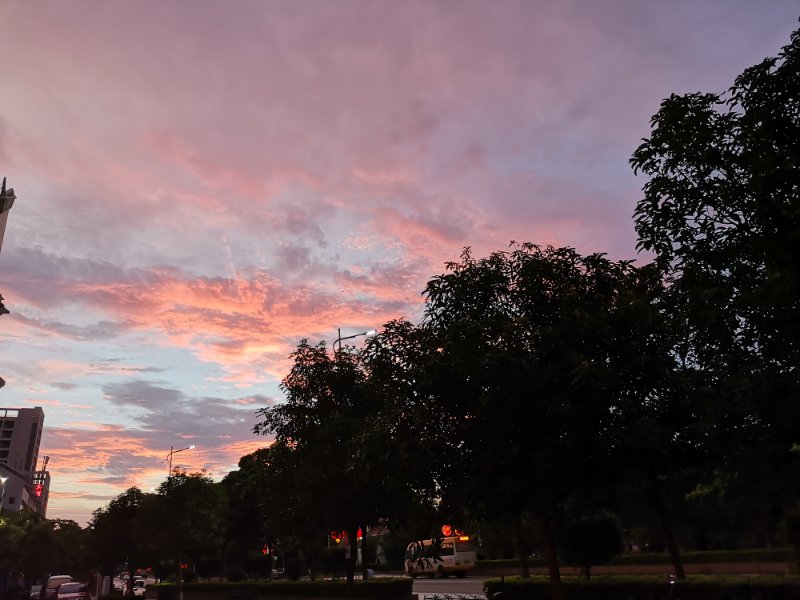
xmin=631 ymin=24 xmax=800 ymax=549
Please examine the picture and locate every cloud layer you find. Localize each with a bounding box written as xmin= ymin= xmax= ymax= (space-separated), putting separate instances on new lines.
xmin=0 ymin=0 xmax=796 ymax=523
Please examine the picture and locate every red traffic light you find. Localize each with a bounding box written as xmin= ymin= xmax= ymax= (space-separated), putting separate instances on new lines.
xmin=261 ymin=544 xmax=270 ymax=556
xmin=329 ymin=530 xmax=344 ymax=544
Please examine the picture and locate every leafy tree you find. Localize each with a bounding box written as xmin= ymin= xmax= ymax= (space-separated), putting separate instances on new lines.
xmin=155 ymin=470 xmax=226 ymax=581
xmin=50 ymin=520 xmax=90 ymax=579
xmin=420 ymin=244 xmax=677 ymax=599
xmin=560 ymin=510 xmax=624 ymax=579
xmin=254 ymin=342 xmax=375 ymax=587
xmin=631 ymin=24 xmax=800 ymax=547
xmin=254 ymin=334 xmax=436 ymax=588
xmin=222 ymin=445 xmax=299 ymax=579
xmin=88 ymin=487 xmax=147 ymax=593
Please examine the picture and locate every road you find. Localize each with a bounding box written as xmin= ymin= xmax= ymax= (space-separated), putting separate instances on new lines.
xmin=411 ymin=575 xmax=488 ymax=597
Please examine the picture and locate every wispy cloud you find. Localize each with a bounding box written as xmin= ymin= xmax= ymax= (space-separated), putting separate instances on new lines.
xmin=1 ymin=0 xmax=796 ymax=524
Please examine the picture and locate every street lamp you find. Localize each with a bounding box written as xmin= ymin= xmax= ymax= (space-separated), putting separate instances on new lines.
xmin=333 ymin=328 xmax=376 ymax=352
xmin=167 ymin=445 xmax=196 ymax=478
xmin=0 ymin=475 xmax=8 ymax=512
xmin=165 ymin=445 xmax=194 ymax=600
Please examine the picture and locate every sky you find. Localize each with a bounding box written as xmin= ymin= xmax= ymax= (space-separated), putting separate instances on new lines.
xmin=0 ymin=1 xmax=797 ymax=525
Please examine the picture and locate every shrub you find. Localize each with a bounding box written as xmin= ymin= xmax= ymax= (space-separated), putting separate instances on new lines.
xmin=284 ymin=557 xmax=307 ymax=581
xmin=320 ymin=547 xmax=348 ymax=578
xmin=483 ymin=575 xmax=800 ymax=600
xmin=226 ymin=569 xmax=245 ymax=583
xmin=151 ymin=578 xmax=413 ymax=599
xmin=561 ymin=510 xmax=624 ymax=578
xmin=784 ymin=507 xmax=800 ymax=571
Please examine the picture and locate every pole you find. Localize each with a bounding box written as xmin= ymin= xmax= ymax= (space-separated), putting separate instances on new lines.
xmin=165 ymin=445 xmax=194 ymax=600
xmin=333 ymin=329 xmax=376 ymax=352
xmin=0 ymin=476 xmax=7 ymax=512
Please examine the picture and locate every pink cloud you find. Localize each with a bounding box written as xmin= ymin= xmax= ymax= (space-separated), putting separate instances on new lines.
xmin=2 ymin=0 xmax=796 ymax=526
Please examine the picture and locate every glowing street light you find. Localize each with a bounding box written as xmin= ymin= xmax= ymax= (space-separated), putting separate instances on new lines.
xmin=167 ymin=444 xmax=196 ymax=477
xmin=333 ymin=328 xmax=376 ymax=352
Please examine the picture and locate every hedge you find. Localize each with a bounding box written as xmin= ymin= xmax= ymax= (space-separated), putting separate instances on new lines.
xmin=478 ymin=548 xmax=794 ymax=569
xmin=483 ymin=575 xmax=800 ymax=600
xmin=150 ymin=578 xmax=413 ymax=600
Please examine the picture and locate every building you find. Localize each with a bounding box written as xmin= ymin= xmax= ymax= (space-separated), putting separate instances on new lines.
xmin=0 ymin=177 xmax=16 ymax=388
xmin=0 ymin=407 xmax=49 ymax=516
xmin=0 ymin=177 xmax=15 ymax=253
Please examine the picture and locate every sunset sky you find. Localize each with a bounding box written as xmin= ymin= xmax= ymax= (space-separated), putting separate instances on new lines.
xmin=0 ymin=1 xmax=797 ymax=524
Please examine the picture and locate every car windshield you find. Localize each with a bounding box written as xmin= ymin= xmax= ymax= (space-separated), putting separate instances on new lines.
xmin=58 ymin=584 xmax=86 ymax=593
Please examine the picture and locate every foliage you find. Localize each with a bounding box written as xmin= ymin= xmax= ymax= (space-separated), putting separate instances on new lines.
xmin=253 ymin=338 xmax=428 ymax=584
xmin=154 ymin=470 xmax=227 ymax=572
xmin=631 ymin=24 xmax=800 ymax=549
xmin=784 ymin=508 xmax=800 ymax=569
xmin=560 ymin=511 xmax=624 ymax=579
xmin=418 ymin=242 xmax=678 ymax=588
xmin=284 ymin=557 xmax=307 ymax=581
xmin=320 ymin=547 xmax=348 ymax=578
xmin=0 ymin=511 xmax=90 ymax=582
xmin=478 ymin=547 xmax=794 ymax=569
xmin=89 ymin=487 xmax=149 ymax=586
xmin=150 ymin=579 xmax=413 ymax=599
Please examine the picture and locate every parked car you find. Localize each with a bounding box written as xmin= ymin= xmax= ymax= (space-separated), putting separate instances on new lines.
xmin=44 ymin=577 xmax=73 ymax=600
xmin=30 ymin=586 xmax=42 ymax=600
xmin=132 ymin=580 xmax=145 ymax=597
xmin=55 ymin=584 xmax=89 ymax=600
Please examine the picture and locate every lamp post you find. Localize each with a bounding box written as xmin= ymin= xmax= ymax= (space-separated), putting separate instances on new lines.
xmin=167 ymin=445 xmax=196 ymax=478
xmin=166 ymin=445 xmax=194 ymax=600
xmin=333 ymin=328 xmax=376 ymax=352
xmin=332 ymin=328 xmax=376 ymax=580
xmin=0 ymin=475 xmax=8 ymax=513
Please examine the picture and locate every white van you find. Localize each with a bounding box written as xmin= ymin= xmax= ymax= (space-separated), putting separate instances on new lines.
xmin=44 ymin=576 xmax=73 ymax=600
xmin=404 ymin=536 xmax=477 ymax=578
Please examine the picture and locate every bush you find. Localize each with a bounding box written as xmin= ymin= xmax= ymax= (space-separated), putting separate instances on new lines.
xmin=244 ymin=555 xmax=273 ymax=579
xmin=476 ymin=547 xmax=794 ymax=570
xmin=150 ymin=578 xmax=413 ymax=599
xmin=197 ymin=558 xmax=223 ymax=580
xmin=320 ymin=547 xmax=348 ymax=578
xmin=784 ymin=508 xmax=800 ymax=570
xmin=226 ymin=569 xmax=245 ymax=583
xmin=561 ymin=511 xmax=624 ymax=578
xmin=483 ymin=575 xmax=800 ymax=600
xmin=284 ymin=557 xmax=307 ymax=581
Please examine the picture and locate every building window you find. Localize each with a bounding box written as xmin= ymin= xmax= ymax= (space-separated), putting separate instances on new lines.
xmin=9 ymin=497 xmax=15 ymax=504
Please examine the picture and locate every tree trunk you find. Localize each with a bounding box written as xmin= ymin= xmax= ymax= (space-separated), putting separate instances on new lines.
xmin=361 ymin=523 xmax=370 ymax=580
xmin=345 ymin=526 xmax=358 ymax=596
xmin=539 ymin=517 xmax=564 ymax=600
xmin=514 ymin=513 xmax=530 ymax=579
xmin=647 ymin=463 xmax=686 ymax=580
